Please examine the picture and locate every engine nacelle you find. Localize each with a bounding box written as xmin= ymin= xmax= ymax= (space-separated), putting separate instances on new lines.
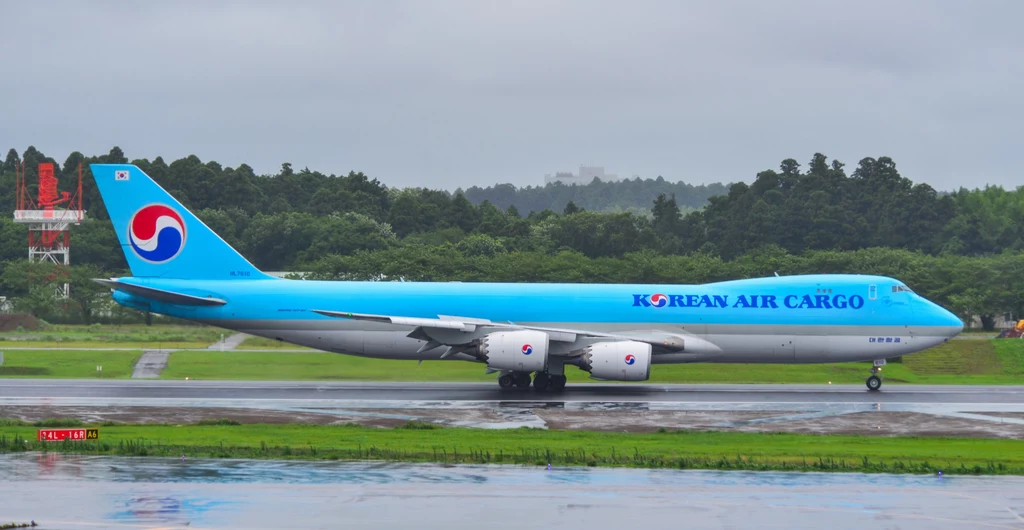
xmin=481 ymin=330 xmax=550 ymax=372
xmin=581 ymin=341 xmax=652 ymax=381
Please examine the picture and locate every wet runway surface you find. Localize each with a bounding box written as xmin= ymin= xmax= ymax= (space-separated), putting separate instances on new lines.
xmin=1 ymin=453 xmax=1023 ymax=529
xmin=2 ymin=379 xmax=1024 ymax=403
xmin=3 ymin=380 xmax=1024 ymax=438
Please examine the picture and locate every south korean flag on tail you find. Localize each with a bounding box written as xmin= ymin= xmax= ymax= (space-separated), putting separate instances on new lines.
xmin=114 ymin=169 xmax=130 ymax=181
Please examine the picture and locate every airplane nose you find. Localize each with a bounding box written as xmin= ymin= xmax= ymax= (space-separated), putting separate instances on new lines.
xmin=935 ymin=304 xmax=964 ymax=338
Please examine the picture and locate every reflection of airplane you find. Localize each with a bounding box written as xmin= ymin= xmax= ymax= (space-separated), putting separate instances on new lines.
xmin=90 ymin=164 xmax=963 ymax=392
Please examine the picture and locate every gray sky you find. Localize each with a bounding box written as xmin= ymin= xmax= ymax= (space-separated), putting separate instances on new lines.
xmin=3 ymin=0 xmax=1022 ymax=190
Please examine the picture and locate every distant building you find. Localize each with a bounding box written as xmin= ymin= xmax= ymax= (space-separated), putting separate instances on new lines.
xmin=544 ymin=165 xmax=619 ymax=185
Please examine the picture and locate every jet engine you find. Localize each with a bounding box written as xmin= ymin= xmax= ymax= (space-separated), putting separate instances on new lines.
xmin=579 ymin=341 xmax=652 ymax=381
xmin=480 ymin=330 xmax=550 ymax=372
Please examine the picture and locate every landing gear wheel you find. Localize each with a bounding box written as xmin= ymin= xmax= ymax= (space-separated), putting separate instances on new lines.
xmin=498 ymin=374 xmax=515 ymax=390
xmin=514 ymin=372 xmax=532 ymax=389
xmin=533 ymin=372 xmax=550 ymax=392
xmin=866 ymin=375 xmax=882 ymax=391
xmin=550 ymin=375 xmax=567 ymax=392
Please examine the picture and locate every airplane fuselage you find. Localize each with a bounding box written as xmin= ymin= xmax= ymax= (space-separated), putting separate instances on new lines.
xmin=112 ymin=273 xmax=962 ymax=365
xmin=88 ymin=162 xmax=965 ymax=390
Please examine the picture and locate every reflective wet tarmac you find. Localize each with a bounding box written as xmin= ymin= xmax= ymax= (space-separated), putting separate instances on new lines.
xmin=1 ymin=454 xmax=1023 ymax=529
xmin=2 ymin=379 xmax=1024 ymax=403
xmin=2 ymin=380 xmax=1024 ymax=438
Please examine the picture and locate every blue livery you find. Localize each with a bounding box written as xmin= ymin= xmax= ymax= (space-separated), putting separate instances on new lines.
xmin=89 ymin=164 xmax=964 ymax=391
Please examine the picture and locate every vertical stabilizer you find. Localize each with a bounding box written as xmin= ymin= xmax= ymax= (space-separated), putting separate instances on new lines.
xmin=90 ymin=164 xmax=271 ymax=280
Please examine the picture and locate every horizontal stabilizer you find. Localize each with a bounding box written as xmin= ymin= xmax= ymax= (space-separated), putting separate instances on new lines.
xmin=94 ymin=279 xmax=227 ymax=306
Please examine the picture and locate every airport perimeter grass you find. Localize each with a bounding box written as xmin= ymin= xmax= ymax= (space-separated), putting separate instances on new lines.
xmin=0 ymin=350 xmax=141 ymax=378
xmin=2 ymin=338 xmax=1022 ymax=383
xmin=0 ymin=324 xmax=226 ymax=343
xmin=236 ymin=336 xmax=315 ymax=350
xmin=0 ymin=341 xmax=211 ymax=349
xmin=0 ymin=324 xmax=224 ymax=349
xmin=157 ymin=339 xmax=1024 ymax=384
xmin=0 ymin=421 xmax=1021 ymax=475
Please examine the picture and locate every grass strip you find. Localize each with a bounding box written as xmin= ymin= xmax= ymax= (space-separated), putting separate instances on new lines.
xmin=236 ymin=336 xmax=315 ymax=350
xmin=0 ymin=350 xmax=142 ymax=378
xmin=1 ymin=421 xmax=1022 ymax=475
xmin=3 ymin=339 xmax=1023 ymax=384
xmin=158 ymin=348 xmax=1024 ymax=384
xmin=0 ymin=341 xmax=210 ymax=349
xmin=0 ymin=324 xmax=226 ymax=344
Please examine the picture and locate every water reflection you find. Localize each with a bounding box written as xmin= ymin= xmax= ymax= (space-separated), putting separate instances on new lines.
xmin=1 ymin=454 xmax=1021 ymax=530
xmin=0 ymin=453 xmax=1004 ymax=490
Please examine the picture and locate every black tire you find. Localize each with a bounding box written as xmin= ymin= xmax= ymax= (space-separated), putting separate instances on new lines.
xmin=533 ymin=372 xmax=550 ymax=392
xmin=514 ymin=372 xmax=532 ymax=388
xmin=550 ymin=374 xmax=567 ymax=391
xmin=498 ymin=374 xmax=515 ymax=390
xmin=866 ymin=375 xmax=882 ymax=391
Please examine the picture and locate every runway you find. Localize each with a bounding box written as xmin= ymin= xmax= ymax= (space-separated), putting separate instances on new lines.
xmin=2 ymin=379 xmax=1023 ymax=403
xmin=2 ymin=380 xmax=1024 ymax=438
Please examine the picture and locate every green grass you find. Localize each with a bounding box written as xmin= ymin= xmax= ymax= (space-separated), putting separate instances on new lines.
xmin=4 ymin=339 xmax=1024 ymax=384
xmin=903 ymin=339 xmax=1003 ymax=375
xmin=236 ymin=336 xmax=315 ymax=350
xmin=0 ymin=341 xmax=211 ymax=349
xmin=156 ymin=340 xmax=1024 ymax=384
xmin=160 ymin=351 xmax=494 ymax=381
xmin=993 ymin=339 xmax=1024 ymax=375
xmin=0 ymin=324 xmax=227 ymax=345
xmin=0 ymin=350 xmax=141 ymax=378
xmin=0 ymin=422 xmax=1021 ymax=474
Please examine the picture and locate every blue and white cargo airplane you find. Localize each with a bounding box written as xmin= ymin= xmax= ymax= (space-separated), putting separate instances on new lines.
xmin=90 ymin=164 xmax=963 ymax=392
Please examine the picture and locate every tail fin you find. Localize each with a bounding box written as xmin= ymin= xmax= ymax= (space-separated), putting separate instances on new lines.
xmin=91 ymin=164 xmax=272 ymax=280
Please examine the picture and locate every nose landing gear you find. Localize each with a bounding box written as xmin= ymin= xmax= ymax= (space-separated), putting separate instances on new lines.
xmin=866 ymin=360 xmax=885 ymax=391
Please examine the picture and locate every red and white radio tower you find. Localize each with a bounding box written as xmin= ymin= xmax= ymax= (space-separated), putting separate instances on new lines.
xmin=13 ymin=161 xmax=87 ymax=298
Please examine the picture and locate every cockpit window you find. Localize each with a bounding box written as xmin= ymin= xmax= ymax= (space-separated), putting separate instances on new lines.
xmin=891 ymin=285 xmax=912 ymax=293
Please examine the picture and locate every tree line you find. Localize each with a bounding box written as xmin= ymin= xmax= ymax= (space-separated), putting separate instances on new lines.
xmin=1 ymin=146 xmax=1023 ymax=329
xmin=462 ymin=178 xmax=728 ymax=216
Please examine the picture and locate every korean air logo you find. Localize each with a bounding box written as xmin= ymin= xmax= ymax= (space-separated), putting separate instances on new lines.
xmin=522 ymin=344 xmax=533 ymax=355
xmin=625 ymin=354 xmax=636 ymax=365
xmin=650 ymin=293 xmax=668 ymax=308
xmin=128 ymin=204 xmax=186 ymax=263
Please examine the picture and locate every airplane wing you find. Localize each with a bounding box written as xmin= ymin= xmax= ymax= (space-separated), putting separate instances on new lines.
xmin=311 ymin=309 xmax=702 ymax=354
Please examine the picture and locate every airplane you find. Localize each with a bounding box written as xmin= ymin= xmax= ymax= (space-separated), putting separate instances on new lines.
xmin=89 ymin=164 xmax=964 ymax=392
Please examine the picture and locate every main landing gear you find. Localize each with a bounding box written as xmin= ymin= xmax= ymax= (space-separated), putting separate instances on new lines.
xmin=498 ymin=371 xmax=566 ymax=392
xmin=866 ymin=361 xmax=885 ymax=391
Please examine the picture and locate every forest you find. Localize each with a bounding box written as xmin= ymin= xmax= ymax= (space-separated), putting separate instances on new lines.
xmin=462 ymin=178 xmax=728 ymax=216
xmin=0 ymin=146 xmax=1022 ymax=329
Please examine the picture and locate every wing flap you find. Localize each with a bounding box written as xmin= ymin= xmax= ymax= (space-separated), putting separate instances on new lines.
xmin=313 ymin=310 xmax=479 ymax=331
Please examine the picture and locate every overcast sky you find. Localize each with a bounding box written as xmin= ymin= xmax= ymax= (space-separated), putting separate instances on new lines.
xmin=3 ymin=0 xmax=1022 ymax=190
